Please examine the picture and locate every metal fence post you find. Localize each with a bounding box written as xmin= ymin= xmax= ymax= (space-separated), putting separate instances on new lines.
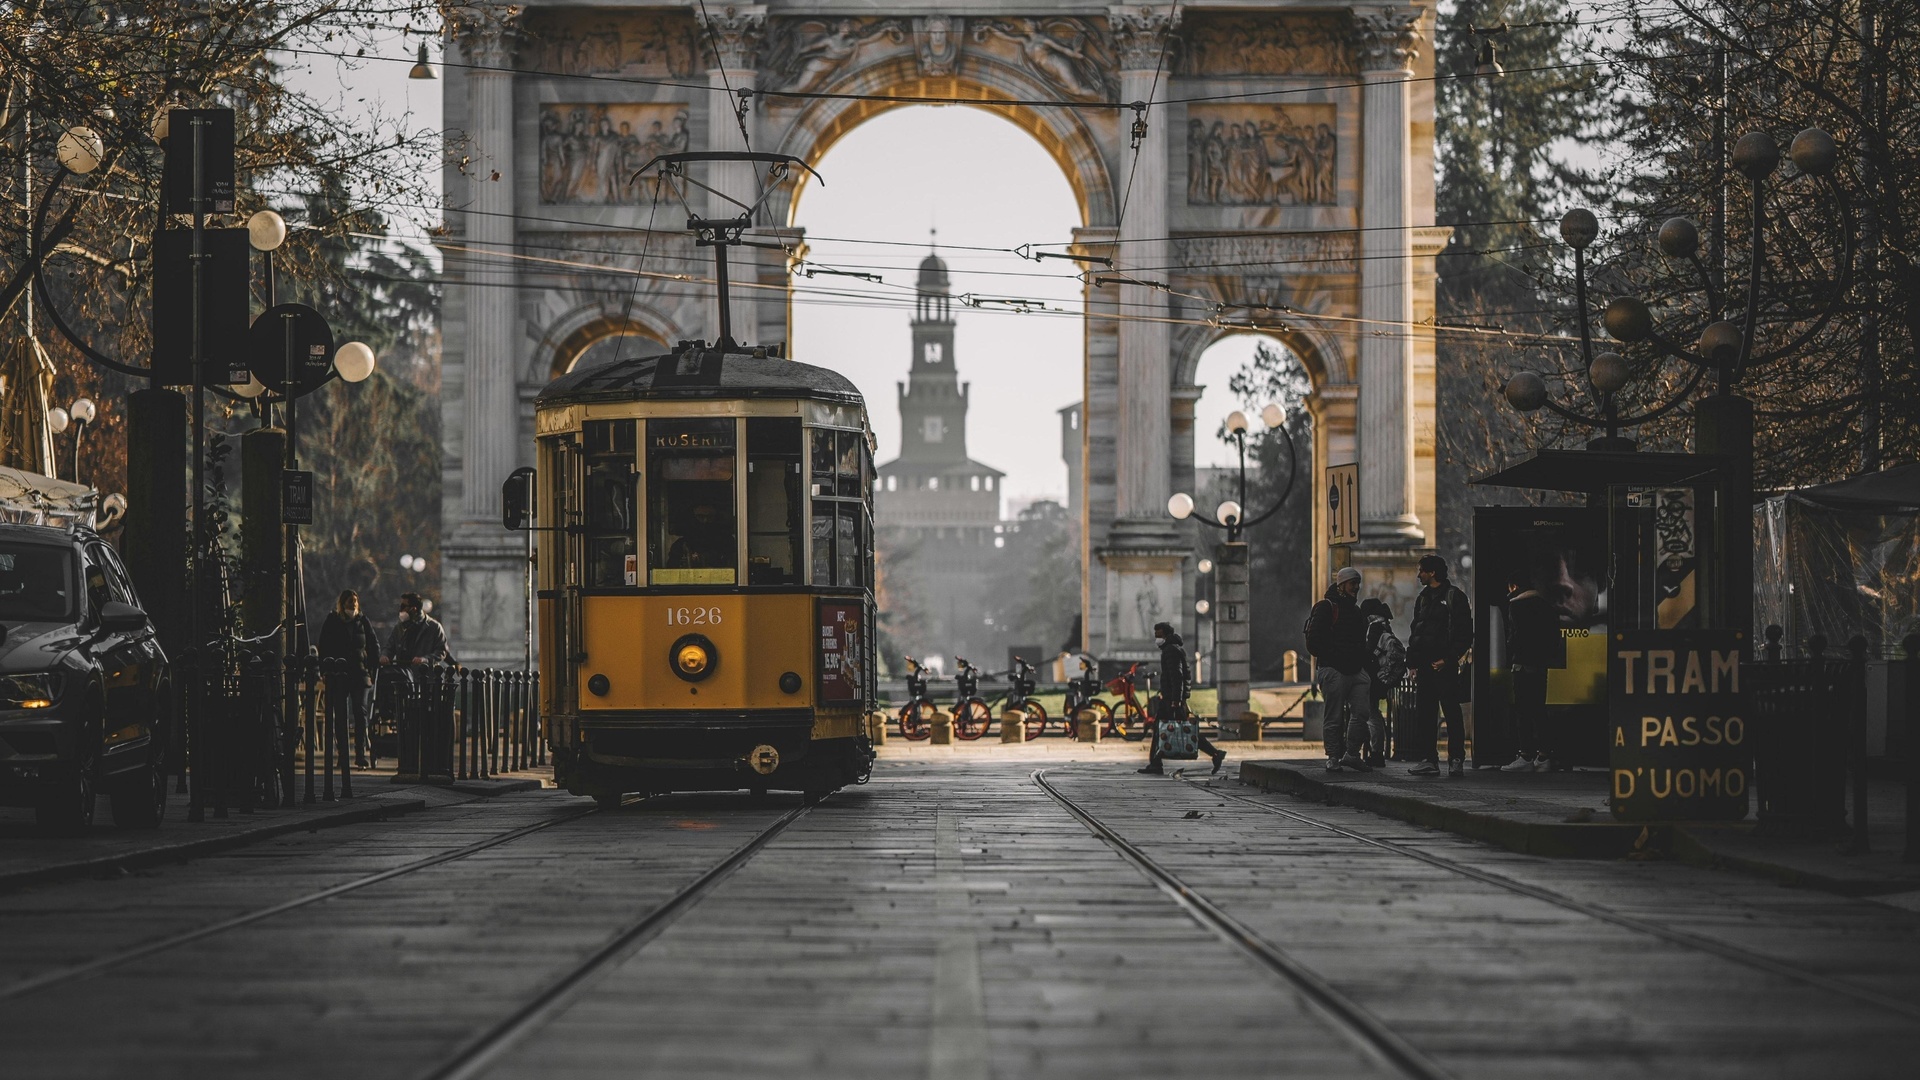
xmin=302 ymin=655 xmax=316 ymax=804
xmin=1847 ymin=635 xmax=1870 ymax=853
xmin=1905 ymin=633 xmax=1918 ymax=864
xmin=1763 ymin=624 xmax=1784 ymax=662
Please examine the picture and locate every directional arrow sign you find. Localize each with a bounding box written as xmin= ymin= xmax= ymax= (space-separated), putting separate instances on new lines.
xmin=1327 ymin=462 xmax=1359 ymax=546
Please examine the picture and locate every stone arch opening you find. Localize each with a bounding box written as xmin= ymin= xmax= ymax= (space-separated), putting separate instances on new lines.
xmin=767 ymin=69 xmax=1116 ymax=229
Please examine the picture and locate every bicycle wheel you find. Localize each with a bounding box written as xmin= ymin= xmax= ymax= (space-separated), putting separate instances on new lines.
xmin=1021 ymin=700 xmax=1048 ymax=740
xmin=955 ymin=698 xmax=991 ymax=740
xmin=898 ymin=699 xmax=935 ymax=741
xmin=1112 ymin=702 xmax=1148 ymax=741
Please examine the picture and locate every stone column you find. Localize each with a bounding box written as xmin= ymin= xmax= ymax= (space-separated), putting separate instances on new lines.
xmin=1107 ymin=5 xmax=1180 ymax=533
xmin=1352 ymin=6 xmax=1425 ymax=544
xmin=696 ymin=4 xmax=765 ymax=346
xmin=459 ymin=11 xmax=518 ymax=524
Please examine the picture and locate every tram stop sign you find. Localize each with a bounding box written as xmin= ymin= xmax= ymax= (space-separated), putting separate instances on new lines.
xmin=1607 ymin=628 xmax=1750 ymax=821
xmin=1326 ymin=463 xmax=1360 ymax=546
xmin=248 ymin=303 xmax=336 ymax=398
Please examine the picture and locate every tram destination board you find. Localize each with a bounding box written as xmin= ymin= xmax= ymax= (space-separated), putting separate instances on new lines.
xmin=1608 ymin=628 xmax=1749 ymax=821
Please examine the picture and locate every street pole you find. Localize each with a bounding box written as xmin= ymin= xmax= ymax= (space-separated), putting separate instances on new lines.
xmin=1214 ymin=542 xmax=1250 ymax=726
xmin=188 ymin=113 xmax=210 ymax=821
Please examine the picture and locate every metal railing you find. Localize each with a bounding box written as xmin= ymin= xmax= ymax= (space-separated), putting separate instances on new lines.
xmin=379 ymin=664 xmax=543 ymax=784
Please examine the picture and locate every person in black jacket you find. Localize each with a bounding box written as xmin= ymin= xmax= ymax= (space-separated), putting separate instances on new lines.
xmin=1500 ymin=568 xmax=1563 ymax=772
xmin=1304 ymin=567 xmax=1372 ymax=772
xmin=1407 ymin=554 xmax=1473 ymax=776
xmin=1139 ymin=622 xmax=1226 ymax=775
xmin=317 ymin=590 xmax=381 ymax=768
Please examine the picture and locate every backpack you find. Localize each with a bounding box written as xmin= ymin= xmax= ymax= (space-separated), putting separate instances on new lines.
xmin=1369 ymin=619 xmax=1408 ymax=685
xmin=1304 ymin=599 xmax=1338 ymax=658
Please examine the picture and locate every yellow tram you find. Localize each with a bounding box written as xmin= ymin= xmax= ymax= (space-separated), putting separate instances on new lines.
xmin=532 ymin=342 xmax=877 ymax=804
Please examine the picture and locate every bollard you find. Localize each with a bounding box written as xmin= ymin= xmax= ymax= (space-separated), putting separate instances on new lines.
xmin=1301 ymin=698 xmax=1324 ymax=743
xmin=1848 ymin=635 xmax=1871 ymax=853
xmin=1904 ymin=634 xmax=1918 ymax=864
xmin=1000 ymin=710 xmax=1026 ymax=743
xmin=930 ymin=710 xmax=955 ymax=745
xmin=1240 ymin=712 xmax=1265 ymax=742
xmin=1076 ymin=709 xmax=1102 ymax=743
xmin=868 ymin=710 xmax=888 ymax=747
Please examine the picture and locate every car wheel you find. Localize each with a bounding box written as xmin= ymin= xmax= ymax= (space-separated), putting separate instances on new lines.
xmin=37 ymin=760 xmax=97 ymax=835
xmin=110 ymin=751 xmax=167 ymax=829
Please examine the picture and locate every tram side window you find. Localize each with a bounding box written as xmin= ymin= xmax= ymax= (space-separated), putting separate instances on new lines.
xmin=647 ymin=418 xmax=737 ymax=585
xmin=746 ymin=418 xmax=803 ymax=585
xmin=810 ymin=428 xmax=836 ymax=494
xmin=836 ymin=431 xmax=862 ymax=497
xmin=583 ymin=420 xmax=637 ymax=587
xmin=837 ymin=503 xmax=861 ymax=586
xmin=811 ymin=500 xmax=833 ymax=585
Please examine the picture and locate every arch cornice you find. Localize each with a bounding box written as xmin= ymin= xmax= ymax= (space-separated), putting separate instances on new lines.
xmin=534 ymin=302 xmax=675 ymax=383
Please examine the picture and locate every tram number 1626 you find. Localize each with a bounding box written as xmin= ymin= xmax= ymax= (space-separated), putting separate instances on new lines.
xmin=667 ymin=606 xmax=723 ymax=626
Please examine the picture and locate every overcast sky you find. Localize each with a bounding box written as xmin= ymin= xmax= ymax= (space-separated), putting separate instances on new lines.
xmin=286 ymin=39 xmax=1282 ymax=511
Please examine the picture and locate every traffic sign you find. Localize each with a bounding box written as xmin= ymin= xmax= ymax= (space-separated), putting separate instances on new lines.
xmin=1327 ymin=463 xmax=1359 ymax=545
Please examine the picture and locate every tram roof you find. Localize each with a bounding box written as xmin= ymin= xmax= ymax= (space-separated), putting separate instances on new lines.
xmin=537 ymin=344 xmax=864 ymax=409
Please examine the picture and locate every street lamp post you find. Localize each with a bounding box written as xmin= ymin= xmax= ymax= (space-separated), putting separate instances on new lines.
xmin=1166 ymin=403 xmax=1300 ymax=730
xmin=1500 ymin=127 xmax=1848 ymax=637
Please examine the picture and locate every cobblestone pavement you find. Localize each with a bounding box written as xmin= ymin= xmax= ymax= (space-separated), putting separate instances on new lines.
xmin=3 ymin=745 xmax=1917 ymax=1079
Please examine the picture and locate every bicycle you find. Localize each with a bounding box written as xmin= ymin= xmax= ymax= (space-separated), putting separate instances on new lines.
xmin=980 ymin=656 xmax=1049 ymax=739
xmin=1061 ymin=657 xmax=1112 ymax=740
xmin=896 ymin=656 xmax=939 ymax=740
xmin=948 ymin=658 xmax=992 ymax=740
xmin=1102 ymin=663 xmax=1153 ymax=742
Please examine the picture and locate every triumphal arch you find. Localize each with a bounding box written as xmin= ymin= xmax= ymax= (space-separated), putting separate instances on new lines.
xmin=439 ymin=2 xmax=1445 ymax=667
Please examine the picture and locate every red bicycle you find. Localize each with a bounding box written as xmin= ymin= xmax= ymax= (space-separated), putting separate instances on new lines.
xmin=1101 ymin=663 xmax=1152 ymax=742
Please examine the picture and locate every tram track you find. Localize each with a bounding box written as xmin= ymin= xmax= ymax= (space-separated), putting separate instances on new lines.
xmin=0 ymin=802 xmax=602 ymax=1000
xmin=419 ymin=799 xmax=813 ymax=1080
xmin=1032 ymin=768 xmax=1456 ymax=1080
xmin=1175 ymin=773 xmax=1920 ymax=1024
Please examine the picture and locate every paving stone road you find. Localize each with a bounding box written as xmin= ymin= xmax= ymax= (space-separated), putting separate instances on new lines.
xmin=3 ymin=745 xmax=1917 ymax=1079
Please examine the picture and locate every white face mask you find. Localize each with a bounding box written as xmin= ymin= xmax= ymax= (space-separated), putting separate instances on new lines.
xmin=398 ymin=610 xmax=411 ymax=623
xmin=1155 ymin=637 xmax=1167 ymax=648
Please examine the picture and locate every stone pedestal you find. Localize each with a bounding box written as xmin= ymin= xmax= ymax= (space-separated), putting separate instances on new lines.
xmin=868 ymin=711 xmax=888 ymax=747
xmin=1302 ymin=699 xmax=1325 ymax=743
xmin=1076 ymin=711 xmax=1103 ymax=743
xmin=930 ymin=711 xmax=955 ymax=745
xmin=1000 ymin=711 xmax=1026 ymax=744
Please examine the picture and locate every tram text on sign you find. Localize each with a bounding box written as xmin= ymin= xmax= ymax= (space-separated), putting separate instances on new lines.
xmin=1608 ymin=628 xmax=1750 ymax=821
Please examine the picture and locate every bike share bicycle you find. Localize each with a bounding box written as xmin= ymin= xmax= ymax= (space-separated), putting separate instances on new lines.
xmin=896 ymin=656 xmax=991 ymax=741
xmin=1101 ymin=663 xmax=1153 ymax=742
xmin=979 ymin=655 xmax=1048 ymax=740
xmin=1061 ymin=657 xmax=1110 ymax=738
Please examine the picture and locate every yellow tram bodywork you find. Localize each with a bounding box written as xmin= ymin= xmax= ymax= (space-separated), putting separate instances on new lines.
xmin=533 ymin=348 xmax=877 ymax=801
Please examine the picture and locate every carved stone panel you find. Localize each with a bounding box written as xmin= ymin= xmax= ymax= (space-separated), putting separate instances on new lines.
xmin=969 ymin=18 xmax=1116 ymax=100
xmin=1180 ymin=13 xmax=1355 ymax=76
xmin=539 ymin=104 xmax=690 ymax=204
xmin=1185 ymin=104 xmax=1336 ymax=206
xmin=521 ymin=10 xmax=700 ymax=78
xmin=766 ymin=17 xmax=908 ymax=92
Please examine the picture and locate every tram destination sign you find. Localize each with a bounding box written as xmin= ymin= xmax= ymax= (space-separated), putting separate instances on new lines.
xmin=1608 ymin=628 xmax=1750 ymax=821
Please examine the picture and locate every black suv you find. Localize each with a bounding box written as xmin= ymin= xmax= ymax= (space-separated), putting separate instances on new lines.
xmin=0 ymin=523 xmax=170 ymax=832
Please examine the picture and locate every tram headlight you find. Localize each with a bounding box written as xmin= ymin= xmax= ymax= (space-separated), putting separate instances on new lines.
xmin=670 ymin=634 xmax=717 ymax=682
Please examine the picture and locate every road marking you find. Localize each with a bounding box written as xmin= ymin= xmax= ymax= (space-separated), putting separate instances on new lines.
xmin=928 ymin=811 xmax=988 ymax=1080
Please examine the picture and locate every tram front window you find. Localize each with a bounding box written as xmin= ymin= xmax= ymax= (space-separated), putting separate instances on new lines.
xmin=583 ymin=419 xmax=637 ymax=587
xmin=746 ymin=418 xmax=803 ymax=585
xmin=648 ymin=418 xmax=737 ymax=585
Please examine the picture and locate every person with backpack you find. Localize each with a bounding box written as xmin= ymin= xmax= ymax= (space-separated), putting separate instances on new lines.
xmin=1137 ymin=622 xmax=1225 ymax=776
xmin=1407 ymin=554 xmax=1474 ymax=776
xmin=1359 ymin=597 xmax=1405 ymax=767
xmin=1501 ymin=568 xmax=1564 ymax=772
xmin=1304 ymin=566 xmax=1371 ymax=772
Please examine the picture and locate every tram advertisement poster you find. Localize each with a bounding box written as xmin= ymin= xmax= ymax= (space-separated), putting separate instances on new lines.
xmin=818 ymin=601 xmax=864 ymax=704
xmin=1607 ymin=628 xmax=1750 ymax=821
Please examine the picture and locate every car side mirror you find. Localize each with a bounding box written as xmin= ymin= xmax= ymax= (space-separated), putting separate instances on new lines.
xmin=98 ymin=600 xmax=149 ymax=634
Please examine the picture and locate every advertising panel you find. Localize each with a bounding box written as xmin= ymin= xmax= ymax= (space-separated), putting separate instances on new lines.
xmin=818 ymin=600 xmax=866 ymax=705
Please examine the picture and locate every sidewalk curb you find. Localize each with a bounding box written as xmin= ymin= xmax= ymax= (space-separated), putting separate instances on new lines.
xmin=450 ymin=778 xmax=544 ymax=797
xmin=0 ymin=797 xmax=430 ymax=893
xmin=1665 ymin=828 xmax=1920 ymax=898
xmin=1238 ymin=761 xmax=1664 ymax=859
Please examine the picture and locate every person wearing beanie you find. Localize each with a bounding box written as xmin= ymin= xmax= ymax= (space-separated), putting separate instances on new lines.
xmin=1138 ymin=621 xmax=1225 ymax=775
xmin=1304 ymin=566 xmax=1372 ymax=773
xmin=1408 ymin=555 xmax=1473 ymax=776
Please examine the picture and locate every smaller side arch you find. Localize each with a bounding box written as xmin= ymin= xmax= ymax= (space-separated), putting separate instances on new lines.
xmin=1171 ymin=325 xmax=1338 ymax=396
xmin=536 ymin=306 xmax=673 ymax=383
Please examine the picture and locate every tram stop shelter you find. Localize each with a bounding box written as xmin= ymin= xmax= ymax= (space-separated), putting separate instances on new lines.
xmin=1466 ymin=449 xmax=1732 ymax=770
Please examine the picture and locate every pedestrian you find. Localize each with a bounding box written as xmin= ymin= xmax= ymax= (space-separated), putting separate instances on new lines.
xmin=382 ymin=592 xmax=451 ymax=668
xmin=1359 ymin=597 xmax=1405 ymax=767
xmin=1407 ymin=554 xmax=1474 ymax=776
xmin=1304 ymin=567 xmax=1371 ymax=772
xmin=1138 ymin=622 xmax=1226 ymax=775
xmin=1501 ymin=568 xmax=1562 ymax=772
xmin=317 ymin=589 xmax=380 ymax=768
